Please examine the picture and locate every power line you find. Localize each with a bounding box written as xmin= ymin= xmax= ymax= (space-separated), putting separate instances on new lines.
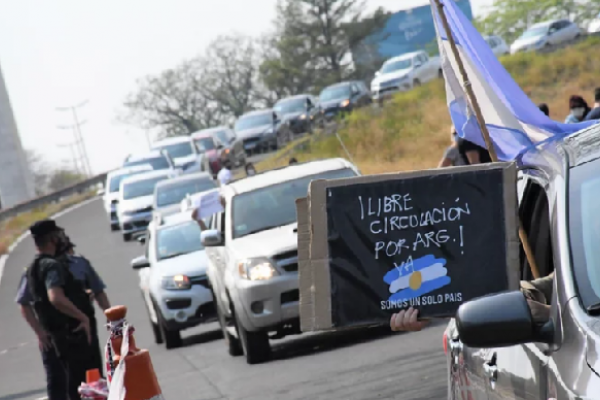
xmin=56 ymin=100 xmax=92 ymax=176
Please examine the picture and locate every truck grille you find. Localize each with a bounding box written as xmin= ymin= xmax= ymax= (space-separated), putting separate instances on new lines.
xmin=273 ymin=251 xmax=298 ymax=274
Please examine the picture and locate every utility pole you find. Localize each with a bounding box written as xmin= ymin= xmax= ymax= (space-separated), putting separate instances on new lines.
xmin=56 ymin=100 xmax=92 ymax=176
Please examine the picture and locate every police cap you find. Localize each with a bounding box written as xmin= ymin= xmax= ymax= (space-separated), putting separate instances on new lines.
xmin=29 ymin=219 xmax=62 ymax=237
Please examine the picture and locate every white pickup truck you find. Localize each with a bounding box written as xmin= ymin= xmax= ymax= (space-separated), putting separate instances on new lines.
xmin=370 ymin=50 xmax=442 ymax=100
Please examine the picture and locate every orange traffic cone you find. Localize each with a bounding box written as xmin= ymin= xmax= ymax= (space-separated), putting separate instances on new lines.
xmin=105 ymin=305 xmax=164 ymax=400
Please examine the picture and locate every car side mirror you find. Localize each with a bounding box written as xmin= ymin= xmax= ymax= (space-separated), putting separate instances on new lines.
xmin=201 ymin=229 xmax=223 ymax=247
xmin=216 ymin=142 xmax=224 ymax=150
xmin=136 ymin=235 xmax=146 ymax=245
xmin=131 ymin=255 xmax=150 ymax=270
xmin=306 ymin=99 xmax=313 ymax=111
xmin=456 ymin=291 xmax=554 ymax=348
xmin=414 ymin=61 xmax=422 ymax=68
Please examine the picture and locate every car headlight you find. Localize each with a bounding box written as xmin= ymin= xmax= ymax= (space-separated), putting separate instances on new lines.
xmin=299 ymin=114 xmax=307 ymax=120
xmin=238 ymin=258 xmax=279 ymax=281
xmin=340 ymin=99 xmax=350 ymax=108
xmin=161 ymin=274 xmax=191 ymax=290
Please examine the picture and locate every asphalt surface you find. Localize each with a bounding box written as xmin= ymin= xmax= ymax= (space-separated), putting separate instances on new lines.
xmin=0 ymin=197 xmax=449 ymax=400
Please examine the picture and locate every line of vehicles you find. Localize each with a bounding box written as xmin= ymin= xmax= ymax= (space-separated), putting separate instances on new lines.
xmin=101 ymin=149 xmax=360 ymax=364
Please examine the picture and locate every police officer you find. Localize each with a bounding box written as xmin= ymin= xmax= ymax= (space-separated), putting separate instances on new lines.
xmin=24 ymin=219 xmax=98 ymax=400
xmin=16 ymin=228 xmax=111 ymax=398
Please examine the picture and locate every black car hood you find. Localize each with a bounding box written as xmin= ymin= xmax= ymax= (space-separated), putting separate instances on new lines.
xmin=281 ymin=111 xmax=305 ymax=121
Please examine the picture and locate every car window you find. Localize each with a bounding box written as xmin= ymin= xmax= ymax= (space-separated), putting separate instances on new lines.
xmin=156 ymin=142 xmax=193 ymax=159
xmin=124 ymin=156 xmax=170 ymax=170
xmin=569 ymin=158 xmax=600 ymax=309
xmin=195 ymin=137 xmax=217 ymax=152
xmin=231 ymin=168 xmax=357 ymax=239
xmin=381 ymin=59 xmax=412 ymax=74
xmin=520 ymin=25 xmax=549 ymax=38
xmin=235 ymin=114 xmax=272 ymax=131
xmin=156 ymin=178 xmax=217 ymax=207
xmin=122 ymin=176 xmax=169 ymax=200
xmin=213 ymin=130 xmax=230 ymax=145
xmin=156 ymin=221 xmax=204 ymax=261
xmin=274 ymin=99 xmax=307 ymax=115
xmin=109 ymin=170 xmax=149 ymax=193
xmin=320 ymin=85 xmax=351 ymax=102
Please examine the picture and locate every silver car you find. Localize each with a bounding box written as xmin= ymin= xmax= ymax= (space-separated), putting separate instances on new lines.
xmin=132 ymin=211 xmax=215 ymax=349
xmin=153 ymin=172 xmax=217 ymax=218
xmin=118 ymin=170 xmax=176 ymax=241
xmin=444 ymin=123 xmax=600 ymax=399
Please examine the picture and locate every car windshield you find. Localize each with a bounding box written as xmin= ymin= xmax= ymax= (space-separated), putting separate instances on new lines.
xmin=520 ymin=25 xmax=549 ymax=39
xmin=235 ymin=114 xmax=272 ymax=131
xmin=122 ymin=176 xmax=169 ymax=200
xmin=109 ymin=170 xmax=149 ymax=193
xmin=156 ymin=221 xmax=203 ymax=260
xmin=194 ymin=137 xmax=216 ymax=152
xmin=156 ymin=178 xmax=217 ymax=207
xmin=274 ymin=99 xmax=306 ymax=115
xmin=569 ymin=157 xmax=600 ymax=308
xmin=157 ymin=142 xmax=193 ymax=159
xmin=124 ymin=156 xmax=170 ymax=170
xmin=381 ymin=58 xmax=412 ymax=74
xmin=213 ymin=130 xmax=230 ymax=145
xmin=319 ymin=85 xmax=350 ymax=102
xmin=231 ymin=168 xmax=357 ymax=239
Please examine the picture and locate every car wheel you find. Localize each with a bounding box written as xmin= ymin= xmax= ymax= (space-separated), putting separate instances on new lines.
xmin=123 ymin=233 xmax=131 ymax=242
xmin=158 ymin=313 xmax=182 ymax=349
xmin=143 ymin=295 xmax=163 ymax=344
xmin=234 ymin=310 xmax=270 ymax=364
xmin=413 ymin=79 xmax=421 ymax=87
xmin=110 ymin=224 xmax=119 ymax=232
xmin=213 ymin=290 xmax=243 ymax=356
xmin=438 ymin=69 xmax=444 ymax=79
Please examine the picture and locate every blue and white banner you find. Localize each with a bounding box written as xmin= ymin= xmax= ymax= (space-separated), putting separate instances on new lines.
xmin=429 ymin=0 xmax=597 ymax=162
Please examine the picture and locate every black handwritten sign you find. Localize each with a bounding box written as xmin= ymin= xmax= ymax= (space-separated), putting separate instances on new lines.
xmin=303 ymin=163 xmax=519 ymax=330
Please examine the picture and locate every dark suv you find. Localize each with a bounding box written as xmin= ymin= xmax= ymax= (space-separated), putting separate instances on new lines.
xmin=234 ymin=109 xmax=292 ymax=154
xmin=273 ymin=94 xmax=323 ymax=135
xmin=318 ymin=80 xmax=372 ymax=121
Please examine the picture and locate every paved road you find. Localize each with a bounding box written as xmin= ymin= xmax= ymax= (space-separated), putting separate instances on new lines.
xmin=0 ymin=198 xmax=448 ymax=400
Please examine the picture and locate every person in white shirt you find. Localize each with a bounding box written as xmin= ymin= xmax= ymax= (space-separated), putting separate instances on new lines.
xmin=217 ymin=167 xmax=232 ymax=186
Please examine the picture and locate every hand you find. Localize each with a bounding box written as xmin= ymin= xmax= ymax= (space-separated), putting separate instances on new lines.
xmin=37 ymin=330 xmax=52 ymax=351
xmin=390 ymin=307 xmax=430 ymax=332
xmin=74 ymin=316 xmax=92 ymax=344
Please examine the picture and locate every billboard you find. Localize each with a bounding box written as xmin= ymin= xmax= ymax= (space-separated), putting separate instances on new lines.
xmin=354 ymin=0 xmax=473 ymax=65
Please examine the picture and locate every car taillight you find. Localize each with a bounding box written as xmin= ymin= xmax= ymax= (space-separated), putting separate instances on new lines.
xmin=443 ymin=331 xmax=448 ymax=355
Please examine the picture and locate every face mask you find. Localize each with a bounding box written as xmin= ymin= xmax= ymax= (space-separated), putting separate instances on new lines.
xmin=572 ymin=107 xmax=585 ymax=118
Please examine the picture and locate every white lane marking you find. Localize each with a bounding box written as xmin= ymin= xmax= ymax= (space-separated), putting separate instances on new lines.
xmin=0 ymin=197 xmax=100 ymax=287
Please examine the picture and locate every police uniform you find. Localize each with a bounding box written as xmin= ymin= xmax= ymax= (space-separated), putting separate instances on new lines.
xmin=26 ymin=220 xmax=97 ymax=400
xmin=16 ymin=254 xmax=107 ymax=387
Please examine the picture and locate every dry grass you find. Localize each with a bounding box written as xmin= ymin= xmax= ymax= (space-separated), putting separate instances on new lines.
xmin=0 ymin=191 xmax=97 ymax=256
xmin=257 ymin=36 xmax=600 ymax=174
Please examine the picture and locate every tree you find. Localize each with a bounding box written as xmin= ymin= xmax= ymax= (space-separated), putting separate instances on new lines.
xmin=201 ymin=34 xmax=268 ymax=117
xmin=121 ymin=60 xmax=224 ymax=138
xmin=25 ymin=150 xmax=50 ymax=196
xmin=261 ymin=0 xmax=390 ymax=93
xmin=476 ymin=0 xmax=600 ymax=43
xmin=47 ymin=169 xmax=86 ymax=193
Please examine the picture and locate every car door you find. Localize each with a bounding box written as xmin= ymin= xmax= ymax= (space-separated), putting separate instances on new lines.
xmin=485 ymin=172 xmax=554 ymax=400
xmin=140 ymin=231 xmax=157 ymax=319
xmin=447 ymin=172 xmax=538 ymax=400
xmin=208 ymin=211 xmax=233 ymax=316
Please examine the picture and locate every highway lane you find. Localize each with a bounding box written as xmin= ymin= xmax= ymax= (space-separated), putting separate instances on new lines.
xmin=0 ymin=197 xmax=448 ymax=400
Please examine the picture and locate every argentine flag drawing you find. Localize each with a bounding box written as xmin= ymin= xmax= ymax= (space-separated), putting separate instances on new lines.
xmin=429 ymin=0 xmax=597 ymax=164
xmin=383 ymin=255 xmax=451 ymax=302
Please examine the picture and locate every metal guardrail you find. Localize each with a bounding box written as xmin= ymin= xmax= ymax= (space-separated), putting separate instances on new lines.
xmin=0 ymin=173 xmax=108 ymax=223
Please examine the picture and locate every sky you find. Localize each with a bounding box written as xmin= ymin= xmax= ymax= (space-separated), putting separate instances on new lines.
xmin=0 ymin=0 xmax=494 ymax=175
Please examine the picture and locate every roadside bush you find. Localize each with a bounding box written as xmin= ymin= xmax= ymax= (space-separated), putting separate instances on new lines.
xmin=258 ymin=37 xmax=600 ymax=174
